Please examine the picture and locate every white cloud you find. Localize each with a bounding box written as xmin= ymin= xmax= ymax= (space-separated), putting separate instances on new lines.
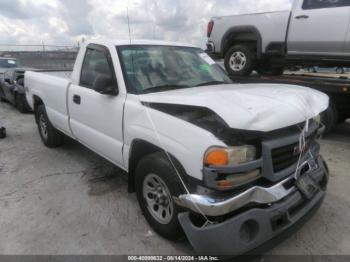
xmin=0 ymin=0 xmax=292 ymax=48
xmin=49 ymin=17 xmax=69 ymax=34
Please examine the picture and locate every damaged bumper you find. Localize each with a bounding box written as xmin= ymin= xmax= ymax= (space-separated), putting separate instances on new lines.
xmin=178 ymin=156 xmax=328 ymax=255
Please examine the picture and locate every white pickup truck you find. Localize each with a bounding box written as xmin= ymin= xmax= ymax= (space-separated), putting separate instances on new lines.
xmin=207 ymin=0 xmax=350 ymax=76
xmin=25 ymin=39 xmax=329 ymax=255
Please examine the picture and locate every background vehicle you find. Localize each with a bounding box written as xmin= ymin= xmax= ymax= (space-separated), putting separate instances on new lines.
xmin=0 ymin=68 xmax=34 ymax=113
xmin=0 ymin=57 xmax=18 ymax=81
xmin=207 ymin=0 xmax=350 ymax=76
xmin=25 ymin=39 xmax=329 ymax=255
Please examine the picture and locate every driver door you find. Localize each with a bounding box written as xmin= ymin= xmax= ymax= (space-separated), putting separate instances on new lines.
xmin=68 ymin=44 xmax=126 ymax=167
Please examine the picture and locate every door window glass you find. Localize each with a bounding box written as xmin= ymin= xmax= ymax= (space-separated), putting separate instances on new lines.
xmin=80 ymin=48 xmax=113 ymax=89
xmin=303 ymin=0 xmax=350 ymax=9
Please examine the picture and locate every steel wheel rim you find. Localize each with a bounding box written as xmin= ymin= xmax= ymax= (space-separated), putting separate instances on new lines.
xmin=143 ymin=173 xmax=174 ymax=224
xmin=229 ymin=51 xmax=247 ymax=72
xmin=39 ymin=114 xmax=48 ymax=141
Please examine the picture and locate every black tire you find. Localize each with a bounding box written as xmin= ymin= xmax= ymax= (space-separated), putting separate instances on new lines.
xmin=321 ymin=104 xmax=338 ymax=134
xmin=257 ymin=66 xmax=285 ymax=76
xmin=224 ymin=44 xmax=255 ymax=76
xmin=15 ymin=94 xmax=30 ymax=113
xmin=36 ymin=104 xmax=65 ymax=148
xmin=135 ymin=152 xmax=186 ymax=240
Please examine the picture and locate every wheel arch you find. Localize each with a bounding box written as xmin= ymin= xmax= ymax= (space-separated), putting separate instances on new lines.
xmin=33 ymin=95 xmax=44 ymax=122
xmin=221 ymin=26 xmax=262 ymax=58
xmin=127 ymin=139 xmax=188 ymax=193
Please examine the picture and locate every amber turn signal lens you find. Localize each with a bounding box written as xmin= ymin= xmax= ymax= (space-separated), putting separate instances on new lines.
xmin=205 ymin=149 xmax=228 ymax=166
xmin=216 ymin=180 xmax=234 ymax=189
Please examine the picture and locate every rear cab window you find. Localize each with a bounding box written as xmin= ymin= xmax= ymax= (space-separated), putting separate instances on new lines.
xmin=303 ymin=0 xmax=350 ymax=9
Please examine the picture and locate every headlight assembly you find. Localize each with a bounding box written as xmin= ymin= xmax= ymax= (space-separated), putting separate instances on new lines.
xmin=204 ymin=145 xmax=257 ymax=166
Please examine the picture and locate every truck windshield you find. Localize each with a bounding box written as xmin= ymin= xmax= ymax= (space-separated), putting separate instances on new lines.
xmin=0 ymin=58 xmax=17 ymax=68
xmin=118 ymin=45 xmax=231 ymax=94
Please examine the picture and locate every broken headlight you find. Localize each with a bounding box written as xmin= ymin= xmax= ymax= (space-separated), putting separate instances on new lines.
xmin=204 ymin=145 xmax=260 ymax=190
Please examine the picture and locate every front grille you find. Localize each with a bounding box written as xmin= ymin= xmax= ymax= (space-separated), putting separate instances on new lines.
xmin=271 ymin=141 xmax=309 ymax=173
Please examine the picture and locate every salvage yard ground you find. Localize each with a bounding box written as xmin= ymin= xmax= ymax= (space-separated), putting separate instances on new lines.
xmin=0 ymin=101 xmax=350 ymax=255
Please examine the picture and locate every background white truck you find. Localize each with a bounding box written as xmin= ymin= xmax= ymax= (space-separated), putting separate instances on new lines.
xmin=25 ymin=39 xmax=329 ymax=255
xmin=207 ymin=0 xmax=350 ymax=76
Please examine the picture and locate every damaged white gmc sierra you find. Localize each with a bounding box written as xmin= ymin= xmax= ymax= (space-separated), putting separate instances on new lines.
xmin=25 ymin=40 xmax=329 ymax=255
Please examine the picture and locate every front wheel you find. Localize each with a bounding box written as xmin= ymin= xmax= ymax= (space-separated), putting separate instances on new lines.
xmin=135 ymin=152 xmax=185 ymax=240
xmin=224 ymin=45 xmax=255 ymax=76
xmin=36 ymin=105 xmax=65 ymax=148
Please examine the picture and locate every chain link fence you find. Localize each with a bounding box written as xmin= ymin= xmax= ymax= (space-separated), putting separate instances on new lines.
xmin=0 ymin=44 xmax=79 ymax=71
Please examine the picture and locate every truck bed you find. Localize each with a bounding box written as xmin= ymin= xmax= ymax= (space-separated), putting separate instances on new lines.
xmin=35 ymin=70 xmax=72 ymax=79
xmin=25 ymin=70 xmax=72 ymax=135
xmin=209 ymin=10 xmax=290 ymax=55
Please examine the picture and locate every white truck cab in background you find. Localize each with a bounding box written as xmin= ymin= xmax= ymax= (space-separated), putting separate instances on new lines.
xmin=207 ymin=0 xmax=350 ymax=76
xmin=25 ymin=39 xmax=329 ymax=255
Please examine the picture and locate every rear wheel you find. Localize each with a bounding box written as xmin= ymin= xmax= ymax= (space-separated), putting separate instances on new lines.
xmin=135 ymin=152 xmax=185 ymax=240
xmin=224 ymin=45 xmax=255 ymax=76
xmin=36 ymin=105 xmax=65 ymax=147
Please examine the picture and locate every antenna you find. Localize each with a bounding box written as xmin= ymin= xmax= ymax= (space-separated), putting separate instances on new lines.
xmin=127 ymin=7 xmax=132 ymax=44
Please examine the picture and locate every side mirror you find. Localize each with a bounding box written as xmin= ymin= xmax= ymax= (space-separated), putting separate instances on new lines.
xmin=93 ymin=74 xmax=118 ymax=95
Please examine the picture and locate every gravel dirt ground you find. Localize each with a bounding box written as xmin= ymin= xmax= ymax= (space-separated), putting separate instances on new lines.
xmin=0 ymin=101 xmax=349 ymax=256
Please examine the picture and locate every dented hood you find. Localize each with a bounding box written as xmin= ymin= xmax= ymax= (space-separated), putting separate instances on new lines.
xmin=140 ymin=83 xmax=329 ymax=132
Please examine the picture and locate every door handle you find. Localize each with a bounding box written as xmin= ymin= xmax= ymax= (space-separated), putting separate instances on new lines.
xmin=73 ymin=95 xmax=81 ymax=105
xmin=295 ymin=15 xmax=309 ymax=19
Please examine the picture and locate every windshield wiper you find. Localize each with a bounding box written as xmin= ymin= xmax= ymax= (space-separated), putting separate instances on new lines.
xmin=142 ymin=84 xmax=189 ymax=94
xmin=195 ymin=80 xmax=227 ymax=87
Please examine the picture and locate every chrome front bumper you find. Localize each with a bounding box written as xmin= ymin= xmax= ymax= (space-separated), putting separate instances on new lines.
xmin=175 ymin=156 xmax=328 ymax=217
